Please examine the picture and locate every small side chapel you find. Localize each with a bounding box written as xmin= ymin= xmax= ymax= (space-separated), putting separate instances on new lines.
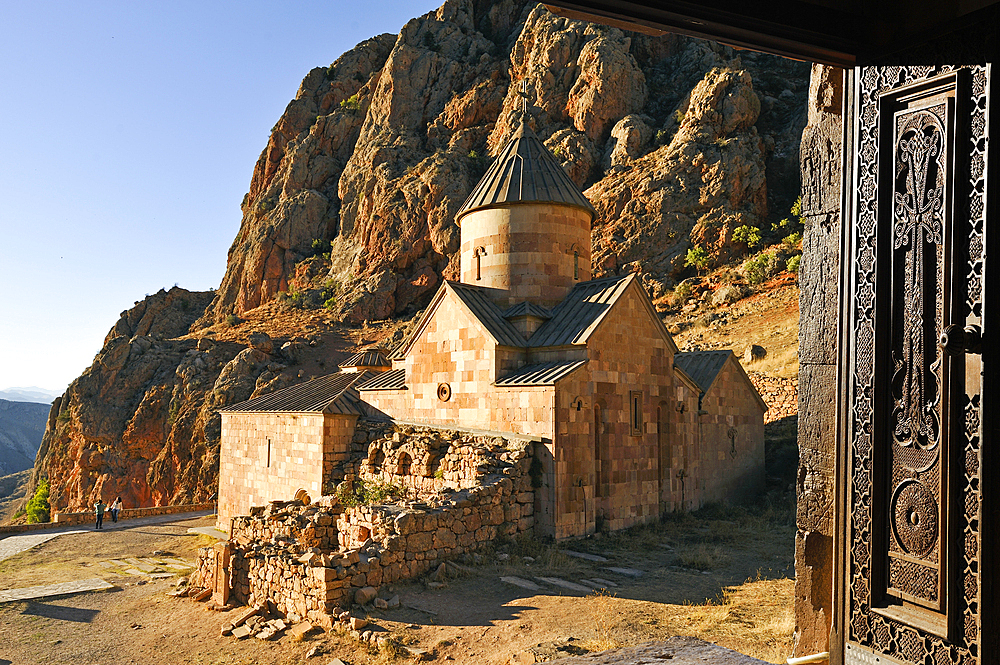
xmin=217 ymin=112 xmax=766 ymax=541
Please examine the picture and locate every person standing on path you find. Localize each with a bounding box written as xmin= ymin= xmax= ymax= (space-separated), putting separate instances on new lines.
xmin=94 ymin=499 xmax=106 ymax=530
xmin=110 ymin=496 xmax=122 ymax=523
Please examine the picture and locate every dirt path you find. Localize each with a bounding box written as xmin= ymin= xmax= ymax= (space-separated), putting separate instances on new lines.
xmin=0 ymin=501 xmax=795 ymax=665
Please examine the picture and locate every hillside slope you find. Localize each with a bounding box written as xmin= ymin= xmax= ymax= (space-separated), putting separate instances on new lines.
xmin=0 ymin=399 xmax=48 ymax=475
xmin=23 ymin=0 xmax=807 ymax=516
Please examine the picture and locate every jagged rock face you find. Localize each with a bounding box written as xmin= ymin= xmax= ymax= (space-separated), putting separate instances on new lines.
xmin=25 ymin=0 xmax=809 ymax=517
xmin=29 ymin=288 xmax=299 ymax=512
xmin=588 ymin=67 xmax=767 ymax=278
xmin=206 ymin=0 xmax=808 ymax=324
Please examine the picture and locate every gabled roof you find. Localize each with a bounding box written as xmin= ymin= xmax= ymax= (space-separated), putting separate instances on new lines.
xmin=394 ymin=281 xmax=527 ymax=360
xmin=502 ymin=301 xmax=552 ymax=320
xmin=456 ymin=121 xmax=597 ymax=223
xmin=526 ymin=274 xmax=678 ymax=353
xmin=674 ymin=351 xmax=731 ymax=393
xmin=357 ymin=368 xmax=406 ymax=391
xmin=674 ymin=350 xmax=768 ymax=411
xmin=339 ymin=349 xmax=391 ymax=369
xmin=220 ymin=371 xmax=372 ymax=415
xmin=495 ymin=360 xmax=587 ymax=386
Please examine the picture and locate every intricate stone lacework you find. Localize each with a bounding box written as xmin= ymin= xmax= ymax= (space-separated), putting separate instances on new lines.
xmin=849 ymin=64 xmax=986 ymax=663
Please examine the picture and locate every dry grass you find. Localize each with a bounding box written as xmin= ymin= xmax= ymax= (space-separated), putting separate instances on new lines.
xmin=674 ymin=543 xmax=733 ymax=570
xmin=575 ymin=575 xmax=794 ymax=664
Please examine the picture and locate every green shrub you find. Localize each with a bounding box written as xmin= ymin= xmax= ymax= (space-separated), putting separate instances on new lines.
xmin=672 ymin=109 xmax=685 ymax=125
xmin=25 ymin=479 xmax=50 ymax=524
xmin=684 ymin=246 xmax=710 ymax=272
xmin=336 ymin=478 xmax=405 ymax=507
xmin=225 ymin=313 xmax=241 ymax=327
xmin=655 ymin=128 xmax=671 ymax=145
xmin=782 ymin=231 xmax=802 ymax=248
xmin=732 ymin=225 xmax=762 ymax=249
xmin=325 ymin=64 xmax=337 ymax=80
xmin=743 ymin=253 xmax=772 ymax=285
xmin=434 ymin=469 xmax=445 ymax=480
xmin=310 ymin=238 xmax=331 ymax=258
xmin=786 ymin=255 xmax=801 ymax=273
xmin=56 ymin=409 xmax=71 ymax=423
xmin=339 ymin=94 xmax=360 ymax=112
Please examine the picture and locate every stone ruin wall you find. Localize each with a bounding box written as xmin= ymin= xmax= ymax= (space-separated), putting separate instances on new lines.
xmin=747 ymin=373 xmax=798 ymax=425
xmin=193 ymin=423 xmax=537 ymax=620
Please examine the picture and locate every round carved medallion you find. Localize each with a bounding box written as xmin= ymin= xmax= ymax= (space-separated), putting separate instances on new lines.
xmin=436 ymin=383 xmax=452 ymax=402
xmin=891 ymin=480 xmax=938 ymax=556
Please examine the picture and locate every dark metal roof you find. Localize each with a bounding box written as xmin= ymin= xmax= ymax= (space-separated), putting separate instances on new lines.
xmin=673 ymin=351 xmax=732 ymax=394
xmin=220 ymin=372 xmax=372 ymax=414
xmin=495 ymin=360 xmax=588 ymax=386
xmin=527 ymin=275 xmax=632 ymax=348
xmin=339 ymin=350 xmax=391 ymax=369
xmin=448 ymin=283 xmax=527 ymax=348
xmin=357 ymin=368 xmax=406 ymax=391
xmin=502 ymin=301 xmax=552 ymax=320
xmin=456 ymin=121 xmax=597 ymax=223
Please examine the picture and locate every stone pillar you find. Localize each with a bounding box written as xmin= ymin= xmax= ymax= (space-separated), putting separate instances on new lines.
xmin=212 ymin=541 xmax=232 ymax=606
xmin=794 ymin=63 xmax=842 ymax=657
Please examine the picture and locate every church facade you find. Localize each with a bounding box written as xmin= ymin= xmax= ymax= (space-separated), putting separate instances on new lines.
xmin=218 ymin=117 xmax=766 ymax=541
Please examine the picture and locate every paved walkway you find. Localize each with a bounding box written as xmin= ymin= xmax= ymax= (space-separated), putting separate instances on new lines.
xmin=0 ymin=510 xmax=214 ymax=564
xmin=0 ymin=530 xmax=88 ymax=564
xmin=0 ymin=578 xmax=115 ymax=603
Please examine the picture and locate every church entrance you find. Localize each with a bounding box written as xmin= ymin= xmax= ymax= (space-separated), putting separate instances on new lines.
xmin=839 ymin=62 xmax=987 ymax=664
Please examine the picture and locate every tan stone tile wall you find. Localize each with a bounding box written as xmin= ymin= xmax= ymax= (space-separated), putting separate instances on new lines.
xmin=217 ymin=412 xmax=356 ymax=529
xmin=694 ymin=358 xmax=766 ymax=506
xmin=460 ymin=204 xmax=592 ymax=308
xmin=361 ymin=293 xmax=556 ymax=441
xmin=548 ymin=283 xmax=678 ymax=538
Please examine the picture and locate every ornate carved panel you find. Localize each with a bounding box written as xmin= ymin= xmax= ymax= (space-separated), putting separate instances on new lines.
xmin=847 ymin=65 xmax=986 ymax=664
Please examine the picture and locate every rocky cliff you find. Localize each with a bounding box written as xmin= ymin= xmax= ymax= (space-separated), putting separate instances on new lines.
xmin=201 ymin=0 xmax=807 ymax=324
xmin=24 ymin=0 xmax=807 ymax=516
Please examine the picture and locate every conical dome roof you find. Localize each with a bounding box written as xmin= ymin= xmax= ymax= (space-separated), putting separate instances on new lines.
xmin=456 ymin=121 xmax=597 ymax=223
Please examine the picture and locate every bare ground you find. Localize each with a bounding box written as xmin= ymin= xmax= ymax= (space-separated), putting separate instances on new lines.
xmin=0 ymin=494 xmax=795 ymax=665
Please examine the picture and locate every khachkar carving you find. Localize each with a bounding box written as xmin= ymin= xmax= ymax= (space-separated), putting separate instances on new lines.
xmin=849 ymin=64 xmax=986 ymax=665
xmin=887 ymin=104 xmax=946 ymax=608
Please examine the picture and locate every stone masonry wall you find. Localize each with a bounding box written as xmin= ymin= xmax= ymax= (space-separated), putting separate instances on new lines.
xmin=197 ymin=423 xmax=535 ymax=620
xmin=747 ymin=373 xmax=798 ymax=424
xmin=794 ymin=63 xmax=843 ymax=658
xmin=217 ymin=411 xmax=358 ymax=529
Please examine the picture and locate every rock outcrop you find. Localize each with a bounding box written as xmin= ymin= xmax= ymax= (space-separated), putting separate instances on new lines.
xmin=24 ymin=0 xmax=808 ymax=516
xmin=202 ymin=0 xmax=807 ymax=325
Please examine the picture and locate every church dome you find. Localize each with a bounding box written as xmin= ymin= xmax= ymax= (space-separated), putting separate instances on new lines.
xmin=456 ymin=121 xmax=597 ymax=224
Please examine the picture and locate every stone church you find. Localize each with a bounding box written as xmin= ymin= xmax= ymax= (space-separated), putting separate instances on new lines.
xmin=217 ymin=115 xmax=766 ymax=541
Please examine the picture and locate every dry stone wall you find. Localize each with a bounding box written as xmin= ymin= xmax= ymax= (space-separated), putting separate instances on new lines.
xmin=747 ymin=373 xmax=798 ymax=424
xmin=196 ymin=423 xmax=536 ymax=620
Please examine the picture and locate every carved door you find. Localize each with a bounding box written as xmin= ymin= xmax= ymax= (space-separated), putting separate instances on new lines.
xmin=843 ymin=65 xmax=988 ymax=664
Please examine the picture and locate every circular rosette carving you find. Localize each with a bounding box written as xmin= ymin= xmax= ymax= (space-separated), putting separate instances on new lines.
xmin=891 ymin=480 xmax=939 ymax=556
xmin=436 ymin=383 xmax=452 ymax=402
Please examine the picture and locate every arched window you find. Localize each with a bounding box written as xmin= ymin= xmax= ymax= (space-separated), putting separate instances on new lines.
xmin=474 ymin=247 xmax=486 ymax=281
xmin=397 ymin=452 xmax=412 ymax=476
xmin=368 ymin=447 xmax=385 ymax=473
xmin=594 ymin=402 xmax=608 ymax=497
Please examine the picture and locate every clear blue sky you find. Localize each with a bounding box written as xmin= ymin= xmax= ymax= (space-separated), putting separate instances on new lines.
xmin=0 ymin=0 xmax=441 ymax=393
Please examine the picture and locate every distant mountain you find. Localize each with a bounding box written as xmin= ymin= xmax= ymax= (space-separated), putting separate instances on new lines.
xmin=0 ymin=399 xmax=49 ymax=475
xmin=0 ymin=387 xmax=61 ymax=404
